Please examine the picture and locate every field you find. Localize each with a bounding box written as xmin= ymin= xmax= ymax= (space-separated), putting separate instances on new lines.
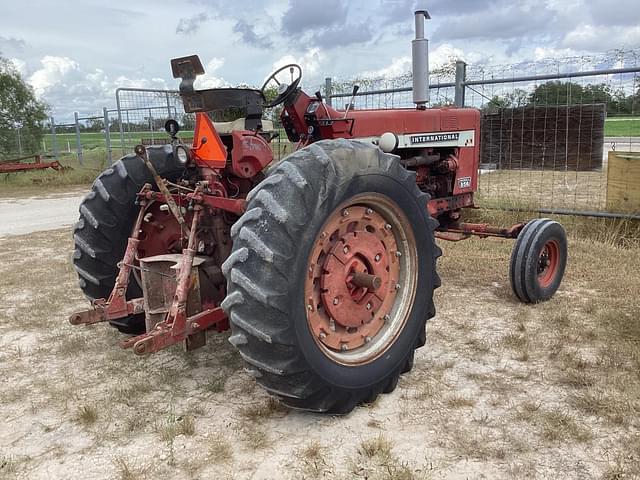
xmin=605 ymin=117 xmax=640 ymax=137
xmin=40 ymin=129 xmax=293 ymax=155
xmin=0 ymin=219 xmax=639 ymax=479
xmin=0 ymin=137 xmax=293 ymax=198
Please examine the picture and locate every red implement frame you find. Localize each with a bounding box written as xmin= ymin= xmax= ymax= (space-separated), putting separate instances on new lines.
xmin=69 ymin=183 xmax=243 ymax=355
xmin=0 ymin=154 xmax=62 ymax=173
xmin=120 ymin=206 xmax=227 ymax=355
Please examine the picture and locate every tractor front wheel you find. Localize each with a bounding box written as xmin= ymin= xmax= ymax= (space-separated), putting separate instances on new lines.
xmin=509 ymin=218 xmax=567 ymax=303
xmin=222 ymin=139 xmax=440 ymax=413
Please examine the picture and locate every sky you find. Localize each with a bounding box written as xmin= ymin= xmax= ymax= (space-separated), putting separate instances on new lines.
xmin=1 ymin=0 xmax=639 ymax=122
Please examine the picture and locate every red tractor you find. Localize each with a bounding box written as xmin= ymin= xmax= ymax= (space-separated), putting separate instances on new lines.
xmin=70 ymin=11 xmax=567 ymax=413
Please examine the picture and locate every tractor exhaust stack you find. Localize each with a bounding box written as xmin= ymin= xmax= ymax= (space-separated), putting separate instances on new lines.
xmin=412 ymin=10 xmax=430 ymax=109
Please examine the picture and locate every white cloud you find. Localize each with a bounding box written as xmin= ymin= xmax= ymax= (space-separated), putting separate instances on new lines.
xmin=29 ymin=56 xmax=80 ymax=96
xmin=360 ymin=44 xmax=473 ymax=79
xmin=194 ymin=57 xmax=229 ymax=89
xmin=206 ymin=57 xmax=224 ymax=72
xmin=430 ymin=44 xmax=468 ymax=68
xmin=563 ymin=24 xmax=640 ymax=51
xmin=25 ymin=55 xmax=177 ymax=120
xmin=362 ymin=56 xmax=411 ymax=79
xmin=533 ymin=47 xmax=577 ymax=61
xmin=271 ymin=48 xmax=324 ymax=84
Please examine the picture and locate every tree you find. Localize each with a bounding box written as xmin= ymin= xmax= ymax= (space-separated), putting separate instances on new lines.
xmin=0 ymin=57 xmax=48 ymax=158
xmin=484 ymin=81 xmax=636 ymax=115
xmin=87 ymin=118 xmax=105 ymax=132
xmin=484 ymin=88 xmax=529 ymax=111
xmin=527 ymin=81 xmax=631 ymax=114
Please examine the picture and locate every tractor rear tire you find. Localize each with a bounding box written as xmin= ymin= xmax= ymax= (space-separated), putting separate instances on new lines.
xmin=509 ymin=218 xmax=567 ymax=303
xmin=72 ymin=148 xmax=183 ymax=334
xmin=222 ymin=139 xmax=441 ymax=413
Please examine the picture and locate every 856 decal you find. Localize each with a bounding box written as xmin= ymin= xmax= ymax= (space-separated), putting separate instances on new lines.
xmin=458 ymin=176 xmax=471 ymax=189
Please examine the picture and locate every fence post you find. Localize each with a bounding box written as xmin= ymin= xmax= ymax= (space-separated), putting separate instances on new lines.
xmin=325 ymin=77 xmax=333 ymax=107
xmin=116 ymin=89 xmax=126 ymax=155
xmin=454 ymin=60 xmax=467 ymax=107
xmin=149 ymin=108 xmax=154 ymax=142
xmin=165 ymin=91 xmax=173 ymax=119
xmin=103 ymin=107 xmax=113 ymax=166
xmin=74 ymin=111 xmax=84 ymax=165
xmin=50 ymin=116 xmax=59 ymax=160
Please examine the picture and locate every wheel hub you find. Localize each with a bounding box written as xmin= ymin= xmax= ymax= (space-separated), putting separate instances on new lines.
xmin=321 ymin=230 xmax=391 ymax=329
xmin=306 ymin=204 xmax=404 ymax=356
xmin=537 ymin=239 xmax=560 ymax=288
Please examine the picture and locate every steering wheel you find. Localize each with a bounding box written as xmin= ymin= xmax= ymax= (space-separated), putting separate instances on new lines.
xmin=260 ymin=64 xmax=302 ymax=108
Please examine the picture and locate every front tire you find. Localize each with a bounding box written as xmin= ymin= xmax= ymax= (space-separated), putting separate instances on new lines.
xmin=222 ymin=139 xmax=440 ymax=413
xmin=509 ymin=218 xmax=567 ymax=303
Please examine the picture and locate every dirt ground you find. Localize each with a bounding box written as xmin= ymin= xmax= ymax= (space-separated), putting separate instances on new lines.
xmin=1 ymin=227 xmax=639 ymax=480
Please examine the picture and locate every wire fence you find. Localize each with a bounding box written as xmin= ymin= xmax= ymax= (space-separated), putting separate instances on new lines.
xmin=114 ymin=88 xmax=294 ymax=162
xmin=325 ymin=49 xmax=640 ymax=218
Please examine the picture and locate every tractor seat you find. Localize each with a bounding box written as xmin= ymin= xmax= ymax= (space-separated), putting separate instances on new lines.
xmin=213 ymin=117 xmax=274 ymax=135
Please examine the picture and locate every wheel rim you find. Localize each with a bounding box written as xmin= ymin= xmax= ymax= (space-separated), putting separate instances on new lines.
xmin=304 ymin=193 xmax=418 ymax=366
xmin=537 ymin=239 xmax=560 ymax=288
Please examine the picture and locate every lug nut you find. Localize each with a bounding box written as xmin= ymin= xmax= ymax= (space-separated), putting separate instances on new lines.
xmin=384 ymin=314 xmax=391 ymax=322
xmin=333 ymin=297 xmax=339 ymax=305
xmin=319 ymin=332 xmax=326 ymax=339
xmin=374 ymin=254 xmax=381 ymax=262
xmin=385 ymin=223 xmax=392 ymax=230
xmin=395 ymin=283 xmax=401 ymax=290
xmin=342 ymin=209 xmax=349 ymax=216
xmin=395 ymin=251 xmax=402 ymax=258
xmin=343 ymin=246 xmax=349 ymax=254
xmin=330 ymin=318 xmax=336 ymax=331
xmin=307 ymin=304 xmax=313 ymax=311
xmin=365 ymin=336 xmax=372 ymax=343
xmin=366 ymin=303 xmax=372 ymax=310
xmin=366 ymin=208 xmax=373 ymax=215
xmin=341 ymin=344 xmax=348 ymax=351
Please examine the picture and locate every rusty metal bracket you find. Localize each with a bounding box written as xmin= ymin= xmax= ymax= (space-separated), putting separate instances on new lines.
xmin=138 ymin=190 xmax=246 ymax=216
xmin=119 ymin=200 xmax=228 ymax=355
xmin=134 ymin=144 xmax=189 ymax=232
xmin=120 ymin=306 xmax=227 ymax=355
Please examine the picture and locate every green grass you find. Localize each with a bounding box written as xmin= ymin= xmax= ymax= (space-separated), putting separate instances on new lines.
xmin=604 ymin=117 xmax=640 ymax=137
xmin=42 ymin=130 xmax=185 ymax=152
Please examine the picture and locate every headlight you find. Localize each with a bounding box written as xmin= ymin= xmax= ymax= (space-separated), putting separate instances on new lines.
xmin=175 ymin=145 xmax=190 ymax=165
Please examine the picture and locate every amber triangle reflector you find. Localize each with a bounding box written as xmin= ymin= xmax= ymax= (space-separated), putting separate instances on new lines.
xmin=192 ymin=112 xmax=227 ymax=167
